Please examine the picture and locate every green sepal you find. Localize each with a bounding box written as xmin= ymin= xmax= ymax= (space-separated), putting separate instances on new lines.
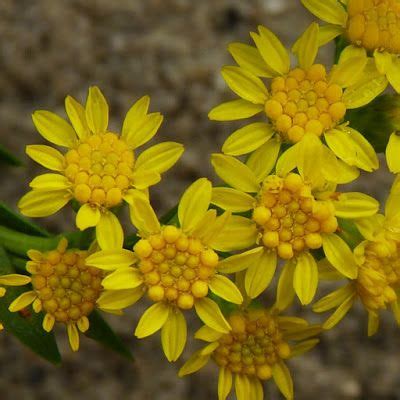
xmin=0 ymin=246 xmax=61 ymax=364
xmin=85 ymin=311 xmax=133 ymax=360
xmin=0 ymin=144 xmax=23 ymax=167
xmin=0 ymin=202 xmax=50 ymax=237
xmin=208 ymin=291 xmax=239 ymax=316
xmin=337 ymin=218 xmax=364 ymax=250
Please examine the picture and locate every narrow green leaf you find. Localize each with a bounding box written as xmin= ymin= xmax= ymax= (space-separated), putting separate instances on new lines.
xmin=85 ymin=311 xmax=133 ymax=360
xmin=0 ymin=144 xmax=23 ymax=166
xmin=0 ymin=246 xmax=61 ymax=364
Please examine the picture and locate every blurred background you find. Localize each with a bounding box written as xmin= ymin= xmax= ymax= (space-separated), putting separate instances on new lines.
xmin=1 ymin=0 xmax=399 ymax=399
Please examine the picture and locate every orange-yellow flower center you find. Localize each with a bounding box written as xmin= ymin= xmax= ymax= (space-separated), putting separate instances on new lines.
xmin=29 ymin=245 xmax=103 ymax=323
xmin=213 ymin=311 xmax=290 ymax=379
xmin=134 ymin=226 xmax=218 ymax=309
xmin=347 ymin=0 xmax=400 ymax=53
xmin=252 ymin=174 xmax=338 ymax=259
xmin=356 ymin=238 xmax=399 ymax=310
xmin=264 ymin=65 xmax=346 ymax=143
xmin=64 ymin=132 xmax=134 ymax=208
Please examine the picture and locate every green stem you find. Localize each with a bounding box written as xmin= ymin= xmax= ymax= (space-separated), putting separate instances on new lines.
xmin=8 ymin=255 xmax=28 ymax=272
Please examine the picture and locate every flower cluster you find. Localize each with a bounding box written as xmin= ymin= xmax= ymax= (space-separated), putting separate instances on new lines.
xmin=1 ymin=2 xmax=400 ymax=399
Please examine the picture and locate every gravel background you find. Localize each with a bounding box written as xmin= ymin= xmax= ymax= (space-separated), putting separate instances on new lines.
xmin=0 ymin=1 xmax=399 ymax=399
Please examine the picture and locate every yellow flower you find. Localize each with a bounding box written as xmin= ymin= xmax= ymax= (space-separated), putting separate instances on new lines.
xmin=178 ymin=308 xmax=320 ymax=400
xmin=302 ymin=0 xmax=400 ymax=92
xmin=210 ymin=140 xmax=379 ymax=305
xmin=313 ymin=187 xmax=400 ymax=335
xmin=18 ymin=86 xmax=184 ymax=249
xmin=86 ymin=178 xmax=244 ymax=362
xmin=209 ymin=23 xmax=379 ymax=181
xmin=386 ymin=131 xmax=400 ymax=174
xmin=8 ymin=238 xmax=112 ymax=351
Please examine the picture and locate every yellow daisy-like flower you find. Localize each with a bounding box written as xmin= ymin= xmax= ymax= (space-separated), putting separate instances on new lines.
xmin=8 ymin=238 xmax=112 ymax=351
xmin=210 ymin=138 xmax=379 ymax=305
xmin=18 ymin=86 xmax=184 ymax=249
xmin=86 ymin=178 xmax=244 ymax=362
xmin=0 ymin=273 xmax=31 ymax=330
xmin=302 ymin=0 xmax=400 ymax=92
xmin=313 ymin=186 xmax=400 ymax=335
xmin=209 ymin=23 xmax=380 ymax=182
xmin=178 ymin=308 xmax=320 ymax=400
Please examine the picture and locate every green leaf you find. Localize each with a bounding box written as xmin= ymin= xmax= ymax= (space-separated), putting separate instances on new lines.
xmin=337 ymin=218 xmax=364 ymax=249
xmin=0 ymin=144 xmax=23 ymax=167
xmin=85 ymin=311 xmax=133 ymax=360
xmin=0 ymin=202 xmax=50 ymax=237
xmin=0 ymin=246 xmax=61 ymax=364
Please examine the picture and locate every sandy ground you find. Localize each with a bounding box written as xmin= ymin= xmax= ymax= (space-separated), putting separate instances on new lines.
xmin=0 ymin=0 xmax=399 ymax=399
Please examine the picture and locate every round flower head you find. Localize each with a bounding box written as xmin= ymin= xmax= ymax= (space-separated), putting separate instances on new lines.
xmin=18 ymin=86 xmax=184 ymax=249
xmin=302 ymin=0 xmax=400 ymax=92
xmin=313 ymin=186 xmax=400 ymax=336
xmin=178 ymin=308 xmax=321 ymax=400
xmin=209 ymin=23 xmax=379 ymax=182
xmin=86 ymin=178 xmax=245 ymax=362
xmin=211 ymin=136 xmax=379 ymax=305
xmin=8 ymin=238 xmax=112 ymax=351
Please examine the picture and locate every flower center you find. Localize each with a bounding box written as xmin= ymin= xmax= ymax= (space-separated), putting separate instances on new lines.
xmin=213 ymin=311 xmax=290 ymax=379
xmin=264 ymin=65 xmax=346 ymax=143
xmin=346 ymin=0 xmax=400 ymax=53
xmin=30 ymin=245 xmax=103 ymax=323
xmin=64 ymin=132 xmax=134 ymax=208
xmin=252 ymin=174 xmax=338 ymax=259
xmin=133 ymin=226 xmax=218 ymax=309
xmin=356 ymin=238 xmax=399 ymax=310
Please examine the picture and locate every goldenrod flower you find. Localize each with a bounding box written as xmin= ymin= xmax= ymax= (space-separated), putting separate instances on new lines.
xmin=86 ymin=178 xmax=243 ymax=361
xmin=209 ymin=23 xmax=379 ymax=180
xmin=8 ymin=238 xmax=111 ymax=351
xmin=19 ymin=86 xmax=184 ymax=249
xmin=179 ymin=308 xmax=320 ymax=400
xmin=302 ymin=0 xmax=400 ymax=92
xmin=211 ymin=142 xmax=379 ymax=305
xmin=313 ymin=187 xmax=400 ymax=335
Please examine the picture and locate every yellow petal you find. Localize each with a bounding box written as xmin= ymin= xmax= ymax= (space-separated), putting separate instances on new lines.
xmin=245 ymin=249 xmax=277 ymax=298
xmin=18 ymin=190 xmax=71 ymax=217
xmin=0 ymin=274 xmax=31 ymax=286
xmin=235 ymin=374 xmax=251 ymax=400
xmin=289 ymin=339 xmax=320 ymax=358
xmin=218 ymin=247 xmax=263 ymax=274
xmin=322 ymin=233 xmax=358 ymax=278
xmin=161 ymin=309 xmax=187 ymax=361
xmin=246 ymin=138 xmax=281 ymax=182
xmin=274 ymin=261 xmax=296 ymax=312
xmin=209 ymin=275 xmax=243 ymax=304
xmin=30 ymin=173 xmax=71 ymax=191
xmin=85 ymin=86 xmax=109 ymax=134
xmin=194 ymin=297 xmax=231 ymax=334
xmin=318 ymin=24 xmax=343 ymax=46
xmin=135 ymin=302 xmax=170 ymax=338
xmin=334 ymin=192 xmax=379 ymax=218
xmin=293 ymin=23 xmax=319 ymax=70
xmin=318 ymin=258 xmax=346 ymax=280
xmin=67 ymin=323 xmax=80 ymax=351
xmin=121 ymin=95 xmax=150 ymax=140
xmin=96 ymin=212 xmax=124 ymax=250
xmin=275 ymin=143 xmax=300 ymax=177
xmin=26 ymin=145 xmax=65 ymax=171
xmin=76 ymin=204 xmax=101 ymax=230
xmin=200 ymin=211 xmax=231 ymax=246
xmin=222 ymin=122 xmax=274 ymax=156
xmin=209 ymin=215 xmax=258 ymax=252
xmin=65 ymin=95 xmax=89 ymax=139
xmin=354 ymin=214 xmax=384 ymax=241
xmin=313 ymin=284 xmax=355 ymax=312
xmin=86 ymin=249 xmax=137 ymax=270
xmin=178 ymin=350 xmax=210 ymax=377
xmin=272 ymin=361 xmax=294 ymax=400
xmin=323 ymin=294 xmax=355 ymax=329
xmin=132 ymin=170 xmax=161 ymax=189
xmin=97 ymin=287 xmax=144 ymax=310
xmin=373 ymin=49 xmax=393 ymax=74
xmin=228 ymin=42 xmax=273 ymax=77
xmin=293 ymin=252 xmax=318 ymax=305
xmin=194 ymin=325 xmax=223 ymax=342
xmin=102 ymin=267 xmax=143 ymax=290
xmin=218 ymin=367 xmax=233 ymax=400
xmin=301 ymin=0 xmax=348 ymax=26
xmin=8 ymin=290 xmax=36 ymax=312
xmin=211 ymin=153 xmax=259 ymax=193
xmin=367 ymin=312 xmax=379 ymax=336
xmin=330 ymin=57 xmax=367 ymax=88
xmin=249 ymin=377 xmax=264 ymax=400
xmin=221 ymin=66 xmax=268 ymax=104
xmin=135 ymin=142 xmax=184 ymax=175
xmin=208 ymin=99 xmax=263 ymax=121
xmin=211 ymin=187 xmax=254 ymax=213
xmin=386 ymin=132 xmax=400 ymax=173
xmin=386 ymin=57 xmax=400 ymax=93
xmin=251 ymin=26 xmax=290 ymax=75
xmin=42 ymin=313 xmax=55 ymax=332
